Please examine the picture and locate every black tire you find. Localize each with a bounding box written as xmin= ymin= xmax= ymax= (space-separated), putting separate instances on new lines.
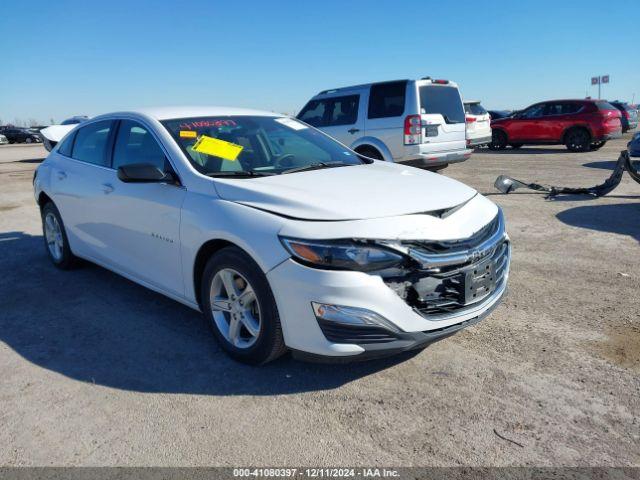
xmin=590 ymin=141 xmax=606 ymax=151
xmin=564 ymin=128 xmax=591 ymax=152
xmin=355 ymin=146 xmax=384 ymax=160
xmin=25 ymin=137 xmax=33 ymax=144
xmin=200 ymin=246 xmax=286 ymax=365
xmin=488 ymin=130 xmax=507 ymax=150
xmin=510 ymin=143 xmax=523 ymax=149
xmin=41 ymin=202 xmax=79 ymax=270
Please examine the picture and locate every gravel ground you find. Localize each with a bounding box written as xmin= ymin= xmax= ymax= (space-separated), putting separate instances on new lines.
xmin=0 ymin=139 xmax=638 ymax=467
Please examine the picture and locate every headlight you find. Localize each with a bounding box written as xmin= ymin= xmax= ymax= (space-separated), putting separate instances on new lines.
xmin=279 ymin=237 xmax=405 ymax=272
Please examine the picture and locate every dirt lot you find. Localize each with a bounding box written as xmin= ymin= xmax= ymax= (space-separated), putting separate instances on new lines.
xmin=0 ymin=139 xmax=638 ymax=467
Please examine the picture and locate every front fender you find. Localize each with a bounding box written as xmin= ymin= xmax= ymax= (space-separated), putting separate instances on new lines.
xmin=350 ymin=136 xmax=394 ymax=162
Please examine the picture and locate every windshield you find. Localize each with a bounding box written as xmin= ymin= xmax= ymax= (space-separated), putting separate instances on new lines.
xmin=419 ymin=85 xmax=465 ymax=123
xmin=162 ymin=116 xmax=364 ymax=177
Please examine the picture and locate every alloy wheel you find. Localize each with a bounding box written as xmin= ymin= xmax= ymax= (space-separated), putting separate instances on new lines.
xmin=44 ymin=212 xmax=64 ymax=261
xmin=209 ymin=268 xmax=261 ymax=349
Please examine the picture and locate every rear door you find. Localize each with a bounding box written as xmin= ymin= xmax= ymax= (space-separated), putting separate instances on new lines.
xmin=364 ymin=81 xmax=408 ymax=159
xmin=418 ymin=83 xmax=466 ymax=152
xmin=49 ymin=120 xmax=116 ymax=262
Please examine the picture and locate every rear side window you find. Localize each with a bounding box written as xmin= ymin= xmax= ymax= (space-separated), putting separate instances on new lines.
xmin=113 ymin=120 xmax=167 ymax=171
xmin=297 ymin=100 xmax=328 ymax=127
xmin=328 ymin=95 xmax=359 ymax=126
xmin=545 ymin=102 xmax=583 ymax=115
xmin=596 ymin=101 xmax=617 ymax=111
xmin=419 ymin=86 xmax=465 ymax=123
xmin=464 ymin=103 xmax=487 ymax=115
xmin=57 ymin=131 xmax=76 ymax=157
xmin=71 ymin=120 xmax=113 ymax=167
xmin=368 ymin=81 xmax=407 ymax=119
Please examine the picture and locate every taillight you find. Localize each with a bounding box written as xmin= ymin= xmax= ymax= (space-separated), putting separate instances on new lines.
xmin=465 ymin=116 xmax=477 ymax=123
xmin=433 ymin=79 xmax=449 ymax=84
xmin=404 ymin=115 xmax=422 ymax=145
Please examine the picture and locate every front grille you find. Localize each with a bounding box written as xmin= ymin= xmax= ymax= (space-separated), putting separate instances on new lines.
xmin=317 ymin=319 xmax=399 ymax=344
xmin=383 ymin=212 xmax=510 ymax=319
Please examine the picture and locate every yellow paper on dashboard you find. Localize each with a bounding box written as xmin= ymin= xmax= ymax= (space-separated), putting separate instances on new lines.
xmin=192 ymin=135 xmax=243 ymax=161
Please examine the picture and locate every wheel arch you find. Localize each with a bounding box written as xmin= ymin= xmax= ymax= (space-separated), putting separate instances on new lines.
xmin=350 ymin=137 xmax=393 ymax=162
xmin=491 ymin=127 xmax=509 ymax=141
xmin=561 ymin=124 xmax=592 ymax=144
xmin=37 ymin=191 xmax=53 ymax=209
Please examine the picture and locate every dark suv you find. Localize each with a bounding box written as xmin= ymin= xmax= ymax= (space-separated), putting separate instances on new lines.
xmin=610 ymin=101 xmax=638 ymax=133
xmin=0 ymin=127 xmax=42 ymax=144
xmin=489 ymin=99 xmax=622 ymax=152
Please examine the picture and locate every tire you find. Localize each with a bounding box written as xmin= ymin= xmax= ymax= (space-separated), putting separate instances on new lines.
xmin=25 ymin=137 xmax=33 ymax=144
xmin=41 ymin=202 xmax=79 ymax=270
xmin=355 ymin=146 xmax=384 ymax=160
xmin=201 ymin=246 xmax=286 ymax=365
xmin=488 ymin=130 xmax=507 ymax=150
xmin=564 ymin=128 xmax=591 ymax=152
xmin=590 ymin=141 xmax=606 ymax=151
xmin=510 ymin=143 xmax=523 ymax=149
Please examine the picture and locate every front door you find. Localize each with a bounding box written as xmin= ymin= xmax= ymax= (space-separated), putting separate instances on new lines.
xmin=99 ymin=120 xmax=186 ymax=297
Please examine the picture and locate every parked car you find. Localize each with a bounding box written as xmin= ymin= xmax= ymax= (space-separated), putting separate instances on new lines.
xmin=464 ymin=101 xmax=492 ymax=147
xmin=610 ymin=101 xmax=638 ymax=133
xmin=628 ymin=131 xmax=640 ymax=157
xmin=34 ymin=107 xmax=510 ymax=364
xmin=1 ymin=127 xmax=42 ymax=144
xmin=488 ymin=110 xmax=512 ymax=120
xmin=0 ymin=134 xmax=8 ymax=145
xmin=297 ymin=77 xmax=472 ymax=171
xmin=489 ymin=99 xmax=622 ymax=151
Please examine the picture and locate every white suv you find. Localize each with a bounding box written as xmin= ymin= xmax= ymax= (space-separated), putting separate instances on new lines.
xmin=464 ymin=101 xmax=492 ymax=147
xmin=34 ymin=107 xmax=509 ymax=364
xmin=297 ymin=78 xmax=472 ymax=170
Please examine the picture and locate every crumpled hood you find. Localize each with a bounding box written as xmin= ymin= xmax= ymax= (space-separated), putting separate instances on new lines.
xmin=214 ymin=161 xmax=477 ymax=220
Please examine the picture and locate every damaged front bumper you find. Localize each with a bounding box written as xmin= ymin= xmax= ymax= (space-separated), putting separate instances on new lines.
xmin=267 ymin=208 xmax=510 ymax=360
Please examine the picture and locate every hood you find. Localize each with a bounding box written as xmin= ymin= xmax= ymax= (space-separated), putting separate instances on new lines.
xmin=214 ymin=161 xmax=477 ymax=221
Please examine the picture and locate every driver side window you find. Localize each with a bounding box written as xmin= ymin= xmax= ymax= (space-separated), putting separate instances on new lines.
xmin=113 ymin=120 xmax=168 ymax=171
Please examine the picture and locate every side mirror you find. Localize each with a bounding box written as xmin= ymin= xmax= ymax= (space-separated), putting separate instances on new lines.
xmin=117 ymin=163 xmax=175 ymax=183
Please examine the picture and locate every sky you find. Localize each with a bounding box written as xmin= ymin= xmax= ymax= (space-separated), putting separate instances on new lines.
xmin=1 ymin=0 xmax=639 ymax=125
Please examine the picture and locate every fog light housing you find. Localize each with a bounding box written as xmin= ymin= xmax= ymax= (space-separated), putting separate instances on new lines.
xmin=311 ymin=302 xmax=400 ymax=332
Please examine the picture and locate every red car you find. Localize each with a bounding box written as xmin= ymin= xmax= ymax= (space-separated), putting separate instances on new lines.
xmin=489 ymin=99 xmax=622 ymax=152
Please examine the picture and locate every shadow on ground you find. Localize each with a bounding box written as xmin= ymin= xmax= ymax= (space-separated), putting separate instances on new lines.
xmin=582 ymin=161 xmax=618 ymax=170
xmin=474 ymin=147 xmax=570 ymax=155
xmin=556 ymin=203 xmax=640 ymax=242
xmin=13 ymin=158 xmax=45 ymax=164
xmin=0 ymin=231 xmax=419 ymax=396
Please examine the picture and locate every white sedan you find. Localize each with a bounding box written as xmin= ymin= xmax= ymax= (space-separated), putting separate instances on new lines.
xmin=34 ymin=106 xmax=510 ymax=364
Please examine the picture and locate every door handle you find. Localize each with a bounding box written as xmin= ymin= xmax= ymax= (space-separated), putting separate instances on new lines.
xmin=57 ymin=170 xmax=67 ymax=180
xmin=101 ymin=183 xmax=114 ymax=194
xmin=348 ymin=128 xmax=360 ymax=134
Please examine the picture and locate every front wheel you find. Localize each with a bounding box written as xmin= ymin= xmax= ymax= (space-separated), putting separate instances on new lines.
xmin=565 ymin=128 xmax=591 ymax=152
xmin=25 ymin=137 xmax=33 ymax=144
xmin=201 ymin=247 xmax=286 ymax=365
xmin=488 ymin=130 xmax=507 ymax=150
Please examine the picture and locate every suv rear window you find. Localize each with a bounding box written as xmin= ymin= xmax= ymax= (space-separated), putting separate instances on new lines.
xmin=368 ymin=81 xmax=407 ymax=119
xmin=464 ymin=103 xmax=487 ymax=115
xmin=420 ymin=86 xmax=465 ymax=124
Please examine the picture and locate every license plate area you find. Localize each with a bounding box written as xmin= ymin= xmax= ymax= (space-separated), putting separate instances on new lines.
xmin=464 ymin=257 xmax=496 ymax=304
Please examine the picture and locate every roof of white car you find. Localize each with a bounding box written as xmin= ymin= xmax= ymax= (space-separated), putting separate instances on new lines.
xmin=120 ymin=106 xmax=282 ymax=121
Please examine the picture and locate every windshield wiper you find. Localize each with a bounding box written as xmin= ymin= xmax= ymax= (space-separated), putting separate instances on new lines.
xmin=281 ymin=161 xmax=353 ymax=175
xmin=205 ymin=170 xmax=275 ymax=178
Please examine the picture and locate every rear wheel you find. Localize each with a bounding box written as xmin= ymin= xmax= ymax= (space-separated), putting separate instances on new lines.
xmin=41 ymin=202 xmax=79 ymax=270
xmin=565 ymin=128 xmax=591 ymax=152
xmin=590 ymin=140 xmax=606 ymax=151
xmin=488 ymin=130 xmax=507 ymax=150
xmin=201 ymin=247 xmax=286 ymax=365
